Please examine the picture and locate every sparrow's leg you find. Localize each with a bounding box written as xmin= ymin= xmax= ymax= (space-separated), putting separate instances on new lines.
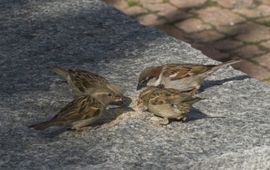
xmin=177 ymin=116 xmax=187 ymax=122
xmin=159 ymin=118 xmax=170 ymax=125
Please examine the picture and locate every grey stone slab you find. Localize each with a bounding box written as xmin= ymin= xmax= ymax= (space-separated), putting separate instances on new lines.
xmin=0 ymin=0 xmax=270 ymax=169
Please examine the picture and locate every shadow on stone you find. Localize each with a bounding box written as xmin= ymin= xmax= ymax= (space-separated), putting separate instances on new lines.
xmin=97 ymin=104 xmax=134 ymax=126
xmin=186 ymin=108 xmax=208 ymax=122
xmin=39 ymin=127 xmax=67 ymax=138
xmin=201 ymin=75 xmax=250 ymax=92
xmin=186 ymin=108 xmax=226 ymax=122
xmin=0 ymin=1 xmax=162 ymax=95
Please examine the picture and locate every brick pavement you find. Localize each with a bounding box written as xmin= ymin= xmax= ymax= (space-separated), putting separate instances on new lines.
xmin=104 ymin=0 xmax=270 ymax=84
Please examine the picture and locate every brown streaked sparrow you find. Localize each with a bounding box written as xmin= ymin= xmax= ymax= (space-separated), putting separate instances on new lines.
xmin=48 ymin=66 xmax=124 ymax=105
xmin=137 ymin=86 xmax=202 ymax=125
xmin=137 ymin=59 xmax=240 ymax=92
xmin=29 ymin=88 xmax=123 ymax=130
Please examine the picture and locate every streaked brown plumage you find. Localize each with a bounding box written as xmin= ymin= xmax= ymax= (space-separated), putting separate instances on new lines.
xmin=137 ymin=86 xmax=202 ymax=125
xmin=48 ymin=66 xmax=122 ymax=97
xmin=137 ymin=59 xmax=240 ymax=92
xmin=29 ymin=88 xmax=123 ymax=130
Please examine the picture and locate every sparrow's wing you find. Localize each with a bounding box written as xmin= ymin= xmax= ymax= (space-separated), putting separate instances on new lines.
xmin=152 ymin=88 xmax=201 ymax=106
xmin=163 ymin=64 xmax=214 ymax=80
xmin=51 ymin=95 xmax=102 ymax=123
xmin=139 ymin=87 xmax=159 ymax=99
xmin=173 ymin=96 xmax=202 ymax=113
xmin=181 ymin=96 xmax=202 ymax=105
xmin=149 ymin=94 xmax=200 ymax=114
xmin=149 ymin=95 xmax=167 ymax=105
xmin=68 ymin=69 xmax=109 ymax=93
xmin=48 ymin=66 xmax=109 ymax=93
xmin=164 ymin=59 xmax=241 ymax=80
xmin=148 ymin=93 xmax=181 ymax=105
xmin=29 ymin=95 xmax=102 ymax=130
xmin=174 ymin=102 xmax=192 ymax=114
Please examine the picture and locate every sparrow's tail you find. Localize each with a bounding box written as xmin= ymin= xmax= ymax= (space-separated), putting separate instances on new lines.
xmin=48 ymin=66 xmax=69 ymax=79
xmin=28 ymin=120 xmax=58 ymax=130
xmin=206 ymin=59 xmax=241 ymax=76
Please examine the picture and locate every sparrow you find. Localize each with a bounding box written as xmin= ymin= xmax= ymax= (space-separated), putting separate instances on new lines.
xmin=137 ymin=59 xmax=240 ymax=92
xmin=48 ymin=66 xmax=124 ymax=102
xmin=29 ymin=88 xmax=123 ymax=130
xmin=137 ymin=86 xmax=202 ymax=125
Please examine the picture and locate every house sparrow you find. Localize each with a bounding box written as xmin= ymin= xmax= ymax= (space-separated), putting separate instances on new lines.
xmin=29 ymin=88 xmax=123 ymax=130
xmin=137 ymin=86 xmax=202 ymax=125
xmin=137 ymin=59 xmax=240 ymax=92
xmin=48 ymin=66 xmax=124 ymax=102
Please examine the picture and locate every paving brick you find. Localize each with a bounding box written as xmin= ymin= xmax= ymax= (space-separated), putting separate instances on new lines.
xmin=216 ymin=25 xmax=239 ymax=35
xmin=213 ymin=0 xmax=237 ymax=8
xmin=137 ymin=14 xmax=166 ymax=26
xmin=233 ymin=60 xmax=270 ymax=80
xmin=218 ymin=22 xmax=270 ymax=42
xmin=233 ymin=8 xmax=262 ymax=18
xmin=213 ymin=39 xmax=243 ymax=51
xmin=256 ymin=16 xmax=270 ymax=27
xmin=262 ymin=0 xmax=270 ymax=5
xmin=192 ymin=44 xmax=230 ymax=61
xmin=137 ymin=3 xmax=191 ymax=22
xmin=139 ymin=0 xmax=163 ymax=5
xmin=236 ymin=22 xmax=270 ymax=42
xmin=236 ymin=0 xmax=254 ymax=7
xmin=214 ymin=0 xmax=255 ymax=8
xmin=159 ymin=9 xmax=192 ymax=22
xmin=233 ymin=5 xmax=270 ymax=18
xmin=190 ymin=30 xmax=225 ymax=42
xmin=234 ymin=45 xmax=266 ymax=58
xmin=157 ymin=24 xmax=190 ymax=42
xmin=145 ymin=3 xmax=192 ymax=22
xmin=175 ymin=18 xmax=212 ymax=33
xmin=261 ymin=40 xmax=270 ymax=49
xmin=123 ymin=6 xmax=147 ymax=16
xmin=170 ymin=0 xmax=207 ymax=8
xmin=257 ymin=5 xmax=270 ymax=17
xmin=104 ymin=0 xmax=129 ymax=10
xmin=216 ymin=22 xmax=257 ymax=35
xmin=196 ymin=7 xmax=245 ymax=27
xmin=253 ymin=53 xmax=270 ymax=69
xmin=143 ymin=3 xmax=177 ymax=13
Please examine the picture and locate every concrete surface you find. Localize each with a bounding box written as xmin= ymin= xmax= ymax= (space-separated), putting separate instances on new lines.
xmin=0 ymin=0 xmax=270 ymax=169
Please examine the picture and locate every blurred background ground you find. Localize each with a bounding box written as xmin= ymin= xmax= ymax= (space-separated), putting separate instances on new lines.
xmin=103 ymin=0 xmax=270 ymax=84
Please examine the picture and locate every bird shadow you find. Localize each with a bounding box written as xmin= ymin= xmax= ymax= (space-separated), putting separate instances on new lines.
xmin=39 ymin=128 xmax=67 ymax=138
xmin=200 ymin=75 xmax=250 ymax=92
xmin=95 ymin=105 xmax=134 ymax=126
xmin=185 ymin=108 xmax=225 ymax=122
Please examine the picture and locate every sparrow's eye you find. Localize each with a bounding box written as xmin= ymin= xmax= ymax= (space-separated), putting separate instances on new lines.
xmin=108 ymin=93 xmax=112 ymax=96
xmin=171 ymin=104 xmax=176 ymax=107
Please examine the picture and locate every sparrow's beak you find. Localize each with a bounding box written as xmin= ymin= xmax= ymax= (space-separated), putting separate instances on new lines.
xmin=110 ymin=96 xmax=124 ymax=106
xmin=136 ymin=83 xmax=144 ymax=90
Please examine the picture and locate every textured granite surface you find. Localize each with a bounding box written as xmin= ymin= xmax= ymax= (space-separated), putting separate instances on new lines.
xmin=0 ymin=0 xmax=270 ymax=169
